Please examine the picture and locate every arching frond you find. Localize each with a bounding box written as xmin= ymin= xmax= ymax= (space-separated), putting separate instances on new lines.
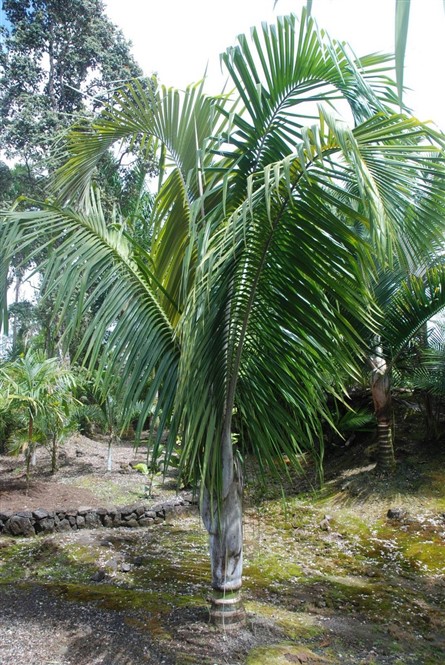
xmin=1 ymin=192 xmax=179 ymax=437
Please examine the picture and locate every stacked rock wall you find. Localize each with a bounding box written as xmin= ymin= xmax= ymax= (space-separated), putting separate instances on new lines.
xmin=0 ymin=493 xmax=198 ymax=537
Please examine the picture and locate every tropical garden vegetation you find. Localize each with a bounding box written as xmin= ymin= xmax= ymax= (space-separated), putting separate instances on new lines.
xmin=2 ymin=6 xmax=445 ymax=630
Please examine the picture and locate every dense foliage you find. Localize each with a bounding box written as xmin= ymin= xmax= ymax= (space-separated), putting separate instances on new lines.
xmin=0 ymin=0 xmax=154 ymax=202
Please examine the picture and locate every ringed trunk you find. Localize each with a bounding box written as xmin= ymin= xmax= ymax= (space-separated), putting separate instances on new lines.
xmin=201 ymin=430 xmax=245 ymax=628
xmin=370 ymin=342 xmax=395 ymax=473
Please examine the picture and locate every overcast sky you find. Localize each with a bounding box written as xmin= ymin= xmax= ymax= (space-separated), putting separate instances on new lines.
xmin=104 ymin=0 xmax=445 ymax=130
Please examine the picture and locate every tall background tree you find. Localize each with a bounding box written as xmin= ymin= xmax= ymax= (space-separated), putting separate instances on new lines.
xmin=0 ymin=0 xmax=146 ymax=199
xmin=0 ymin=0 xmax=157 ymax=359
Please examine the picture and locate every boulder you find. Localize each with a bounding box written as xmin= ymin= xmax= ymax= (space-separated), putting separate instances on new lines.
xmin=6 ymin=515 xmax=35 ymax=537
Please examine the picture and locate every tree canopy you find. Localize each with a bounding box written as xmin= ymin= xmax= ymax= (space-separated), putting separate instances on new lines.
xmin=0 ymin=0 xmax=149 ymax=202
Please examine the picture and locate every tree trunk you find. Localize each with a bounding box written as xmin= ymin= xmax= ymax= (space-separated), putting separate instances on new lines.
xmin=201 ymin=429 xmax=245 ymax=628
xmin=25 ymin=416 xmax=33 ymax=495
xmin=370 ymin=341 xmax=395 ymax=473
xmin=51 ymin=433 xmax=58 ymax=474
xmin=12 ymin=269 xmax=23 ymax=350
xmin=107 ymin=435 xmax=113 ymax=472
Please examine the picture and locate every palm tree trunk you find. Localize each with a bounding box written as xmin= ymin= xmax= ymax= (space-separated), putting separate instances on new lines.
xmin=370 ymin=341 xmax=395 ymax=473
xmin=12 ymin=268 xmax=23 ymax=351
xmin=107 ymin=434 xmax=113 ymax=472
xmin=51 ymin=433 xmax=58 ymax=474
xmin=25 ymin=416 xmax=33 ymax=495
xmin=201 ymin=428 xmax=245 ymax=628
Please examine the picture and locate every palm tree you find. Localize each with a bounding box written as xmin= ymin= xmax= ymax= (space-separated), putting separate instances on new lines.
xmin=2 ymin=12 xmax=445 ymax=624
xmin=0 ymin=349 xmax=77 ymax=486
xmin=369 ymin=264 xmax=445 ymax=471
xmin=397 ymin=320 xmax=445 ymax=439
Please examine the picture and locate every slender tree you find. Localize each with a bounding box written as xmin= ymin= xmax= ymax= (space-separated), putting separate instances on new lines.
xmin=0 ymin=349 xmax=77 ymax=485
xmin=370 ymin=264 xmax=445 ymax=471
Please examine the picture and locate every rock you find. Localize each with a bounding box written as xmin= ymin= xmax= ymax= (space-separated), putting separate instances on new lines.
xmin=32 ymin=508 xmax=49 ymax=520
xmin=387 ymin=508 xmax=406 ymax=520
xmin=125 ymin=519 xmax=139 ymax=528
xmin=78 ymin=506 xmax=94 ymax=515
xmin=106 ymin=558 xmax=120 ymax=571
xmin=91 ymin=569 xmax=106 ymax=582
xmin=133 ymin=556 xmax=143 ymax=566
xmin=121 ymin=562 xmax=131 ymax=573
xmin=120 ymin=505 xmax=138 ymax=518
xmin=2 ymin=498 xmax=196 ymax=538
xmin=84 ymin=512 xmax=101 ymax=528
xmin=138 ymin=517 xmax=154 ymax=527
xmin=7 ymin=516 xmax=35 ymax=537
xmin=35 ymin=517 xmax=55 ymax=533
xmin=99 ymin=539 xmax=112 ymax=547
xmin=58 ymin=519 xmax=71 ymax=532
xmin=16 ymin=511 xmax=33 ymax=519
xmin=164 ymin=505 xmax=176 ymax=522
xmin=319 ymin=517 xmax=331 ymax=531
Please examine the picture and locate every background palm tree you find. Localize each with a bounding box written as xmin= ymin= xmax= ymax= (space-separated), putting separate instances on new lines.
xmin=0 ymin=349 xmax=77 ymax=485
xmin=2 ymin=11 xmax=445 ymax=625
xmin=369 ymin=264 xmax=445 ymax=470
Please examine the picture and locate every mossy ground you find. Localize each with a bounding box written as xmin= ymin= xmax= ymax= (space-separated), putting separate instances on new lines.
xmin=1 ymin=427 xmax=444 ymax=664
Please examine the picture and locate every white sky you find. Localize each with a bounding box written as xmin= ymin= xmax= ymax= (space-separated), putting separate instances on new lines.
xmin=104 ymin=0 xmax=445 ymax=131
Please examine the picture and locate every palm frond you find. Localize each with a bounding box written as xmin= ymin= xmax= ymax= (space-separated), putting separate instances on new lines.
xmin=384 ymin=264 xmax=445 ymax=357
xmin=1 ymin=193 xmax=179 ymax=438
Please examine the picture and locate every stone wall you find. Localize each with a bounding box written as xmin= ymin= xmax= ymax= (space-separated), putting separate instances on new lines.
xmin=0 ymin=493 xmax=198 ymax=537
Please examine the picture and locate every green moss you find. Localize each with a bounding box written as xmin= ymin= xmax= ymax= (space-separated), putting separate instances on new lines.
xmin=245 ymin=601 xmax=321 ymax=640
xmin=244 ymin=552 xmax=303 ymax=589
xmin=52 ymin=581 xmax=202 ymax=614
xmin=246 ymin=643 xmax=330 ymax=665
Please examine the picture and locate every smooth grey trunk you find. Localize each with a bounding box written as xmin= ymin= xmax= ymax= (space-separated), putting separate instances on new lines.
xmin=12 ymin=270 xmax=23 ymax=349
xmin=107 ymin=434 xmax=114 ymax=472
xmin=370 ymin=341 xmax=395 ymax=473
xmin=201 ymin=427 xmax=245 ymax=628
xmin=30 ymin=445 xmax=37 ymax=467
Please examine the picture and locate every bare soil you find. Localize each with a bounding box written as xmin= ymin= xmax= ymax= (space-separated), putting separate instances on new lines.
xmin=0 ymin=433 xmax=174 ymax=513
